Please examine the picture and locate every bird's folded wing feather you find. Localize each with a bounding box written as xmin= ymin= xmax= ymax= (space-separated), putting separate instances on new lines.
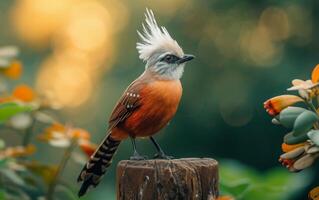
xmin=108 ymin=84 xmax=142 ymax=130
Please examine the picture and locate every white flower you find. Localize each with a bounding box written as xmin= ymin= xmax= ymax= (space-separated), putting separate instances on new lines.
xmin=9 ymin=113 xmax=33 ymax=130
xmin=0 ymin=46 xmax=19 ymax=67
xmin=287 ymin=79 xmax=318 ymax=99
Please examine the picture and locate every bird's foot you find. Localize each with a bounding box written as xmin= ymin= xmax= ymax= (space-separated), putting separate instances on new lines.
xmin=153 ymin=152 xmax=174 ymax=160
xmin=130 ymin=152 xmax=148 ymax=160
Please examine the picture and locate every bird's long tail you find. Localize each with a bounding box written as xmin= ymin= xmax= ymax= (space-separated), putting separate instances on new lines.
xmin=77 ymin=134 xmax=121 ymax=197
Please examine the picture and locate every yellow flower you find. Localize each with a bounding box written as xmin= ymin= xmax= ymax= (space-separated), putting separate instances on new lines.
xmin=24 ymin=162 xmax=58 ymax=185
xmin=309 ymin=186 xmax=319 ymax=200
xmin=264 ymin=95 xmax=303 ymax=116
xmin=2 ymin=61 xmax=22 ymax=79
xmin=12 ymin=84 xmax=36 ymax=102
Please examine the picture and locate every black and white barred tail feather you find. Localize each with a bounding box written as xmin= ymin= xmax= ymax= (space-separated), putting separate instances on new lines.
xmin=77 ymin=135 xmax=121 ymax=197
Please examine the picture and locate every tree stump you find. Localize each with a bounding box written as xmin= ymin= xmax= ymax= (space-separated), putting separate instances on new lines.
xmin=116 ymin=158 xmax=219 ymax=200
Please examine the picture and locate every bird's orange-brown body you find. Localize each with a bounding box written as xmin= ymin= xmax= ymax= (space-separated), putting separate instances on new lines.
xmin=110 ymin=72 xmax=182 ymax=140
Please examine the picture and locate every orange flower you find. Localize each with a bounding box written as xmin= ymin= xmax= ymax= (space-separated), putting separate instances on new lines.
xmin=37 ymin=123 xmax=66 ymax=142
xmin=217 ymin=196 xmax=235 ymax=200
xmin=0 ymin=144 xmax=36 ymax=158
xmin=279 ymin=157 xmax=297 ymax=172
xmin=312 ymin=64 xmax=319 ymax=83
xmin=69 ymin=128 xmax=90 ymax=140
xmin=281 ymin=142 xmax=306 ymax=153
xmin=46 ymin=123 xmax=65 ymax=133
xmin=0 ymin=96 xmax=15 ymax=103
xmin=2 ymin=61 xmax=22 ymax=79
xmin=309 ymin=186 xmax=319 ymax=200
xmin=79 ymin=141 xmax=97 ymax=157
xmin=38 ymin=123 xmax=92 ymax=148
xmin=12 ymin=84 xmax=35 ymax=102
xmin=264 ymin=95 xmax=303 ymax=116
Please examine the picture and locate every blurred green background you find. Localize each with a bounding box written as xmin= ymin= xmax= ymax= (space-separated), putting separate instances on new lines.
xmin=0 ymin=0 xmax=318 ymax=199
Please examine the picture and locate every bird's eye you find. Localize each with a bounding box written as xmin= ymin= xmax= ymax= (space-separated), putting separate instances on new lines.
xmin=164 ymin=55 xmax=173 ymax=62
xmin=160 ymin=54 xmax=179 ymax=63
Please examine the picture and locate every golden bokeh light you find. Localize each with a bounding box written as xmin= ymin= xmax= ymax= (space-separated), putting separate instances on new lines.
xmin=36 ymin=55 xmax=93 ymax=108
xmin=104 ymin=0 xmax=130 ymax=33
xmin=52 ymin=1 xmax=116 ymax=71
xmin=259 ymin=7 xmax=290 ymax=41
xmin=196 ymin=4 xmax=308 ymax=68
xmin=10 ymin=0 xmax=75 ymax=47
xmin=286 ymin=4 xmax=312 ymax=46
xmin=199 ymin=9 xmax=256 ymax=60
xmin=11 ymin=0 xmax=130 ymax=108
xmin=239 ymin=7 xmax=291 ymax=67
xmin=240 ymin=25 xmax=283 ymax=67
xmin=61 ymin=1 xmax=112 ymax=52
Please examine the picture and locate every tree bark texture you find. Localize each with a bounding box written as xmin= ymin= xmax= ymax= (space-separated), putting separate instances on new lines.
xmin=116 ymin=158 xmax=219 ymax=200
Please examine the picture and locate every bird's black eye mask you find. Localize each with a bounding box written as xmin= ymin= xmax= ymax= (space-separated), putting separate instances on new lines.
xmin=160 ymin=54 xmax=180 ymax=64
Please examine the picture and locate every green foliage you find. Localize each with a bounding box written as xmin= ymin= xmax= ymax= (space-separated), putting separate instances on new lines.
xmin=279 ymin=107 xmax=307 ymax=129
xmin=284 ymin=131 xmax=309 ymax=145
xmin=293 ymin=110 xmax=319 ymax=136
xmin=0 ymin=190 xmax=6 ymax=200
xmin=0 ymin=102 xmax=33 ymax=124
xmin=220 ymin=160 xmax=310 ymax=200
xmin=0 ymin=168 xmax=25 ymax=186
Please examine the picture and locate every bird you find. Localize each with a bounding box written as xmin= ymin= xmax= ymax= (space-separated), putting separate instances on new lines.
xmin=77 ymin=8 xmax=194 ymax=197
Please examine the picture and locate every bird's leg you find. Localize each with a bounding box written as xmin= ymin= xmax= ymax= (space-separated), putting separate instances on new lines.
xmin=150 ymin=136 xmax=173 ymax=159
xmin=130 ymin=137 xmax=147 ymax=160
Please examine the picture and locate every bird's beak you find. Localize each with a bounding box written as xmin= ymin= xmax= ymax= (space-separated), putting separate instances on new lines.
xmin=177 ymin=54 xmax=195 ymax=64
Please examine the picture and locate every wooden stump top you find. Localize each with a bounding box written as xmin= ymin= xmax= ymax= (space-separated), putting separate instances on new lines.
xmin=116 ymin=158 xmax=219 ymax=200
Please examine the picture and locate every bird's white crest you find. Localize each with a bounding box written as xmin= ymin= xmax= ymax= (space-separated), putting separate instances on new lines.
xmin=136 ymin=9 xmax=184 ymax=61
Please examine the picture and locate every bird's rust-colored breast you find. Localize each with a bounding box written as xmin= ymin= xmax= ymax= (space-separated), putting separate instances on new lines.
xmin=123 ymin=79 xmax=182 ymax=137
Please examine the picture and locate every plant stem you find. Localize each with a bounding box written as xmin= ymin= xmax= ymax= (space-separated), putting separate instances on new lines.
xmin=22 ymin=118 xmax=35 ymax=147
xmin=308 ymin=101 xmax=318 ymax=114
xmin=46 ymin=139 xmax=77 ymax=200
xmin=305 ymin=100 xmax=319 ymax=129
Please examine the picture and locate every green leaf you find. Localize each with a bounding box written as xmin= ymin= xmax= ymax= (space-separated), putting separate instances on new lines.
xmin=0 ymin=139 xmax=4 ymax=149
xmin=0 ymin=158 xmax=8 ymax=168
xmin=293 ymin=110 xmax=319 ymax=136
xmin=0 ymin=189 xmax=6 ymax=200
xmin=284 ymin=132 xmax=308 ymax=145
xmin=307 ymin=130 xmax=319 ymax=146
xmin=219 ymin=160 xmax=311 ymax=200
xmin=0 ymin=168 xmax=25 ymax=186
xmin=55 ymin=184 xmax=78 ymax=200
xmin=0 ymin=102 xmax=33 ymax=124
xmin=279 ymin=107 xmax=307 ymax=128
xmin=220 ymin=180 xmax=251 ymax=198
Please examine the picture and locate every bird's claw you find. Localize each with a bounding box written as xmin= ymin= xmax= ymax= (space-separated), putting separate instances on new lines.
xmin=130 ymin=152 xmax=148 ymax=160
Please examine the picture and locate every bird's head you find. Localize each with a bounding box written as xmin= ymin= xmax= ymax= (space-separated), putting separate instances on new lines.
xmin=136 ymin=9 xmax=194 ymax=80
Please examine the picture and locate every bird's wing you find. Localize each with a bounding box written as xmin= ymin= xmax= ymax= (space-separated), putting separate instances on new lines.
xmin=108 ymin=82 xmax=142 ymax=130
